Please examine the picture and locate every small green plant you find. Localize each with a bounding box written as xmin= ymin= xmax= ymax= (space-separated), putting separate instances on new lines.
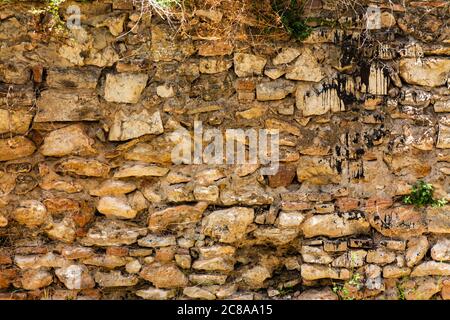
xmin=403 ymin=180 xmax=448 ymax=208
xmin=271 ymin=0 xmax=312 ymax=41
xmin=332 ymin=272 xmax=363 ymax=300
xmin=30 ymin=0 xmax=67 ymax=34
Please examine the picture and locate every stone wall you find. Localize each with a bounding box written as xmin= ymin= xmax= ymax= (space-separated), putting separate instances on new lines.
xmin=0 ymin=0 xmax=449 ymax=300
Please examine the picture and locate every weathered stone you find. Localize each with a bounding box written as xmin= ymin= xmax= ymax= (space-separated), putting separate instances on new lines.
xmin=109 ymin=110 xmax=163 ymax=141
xmin=302 ymin=212 xmax=370 ymax=238
xmin=97 ymin=196 xmax=137 ymax=219
xmin=383 ymin=266 xmax=411 ymax=278
xmin=366 ymin=249 xmax=396 ymax=265
xmin=300 ymin=246 xmax=333 ymax=264
xmin=46 ymin=219 xmax=76 ymax=243
xmin=0 ymin=137 xmax=35 ymax=162
xmin=14 ymin=253 xmax=69 ymax=270
xmin=61 ymin=246 xmax=94 ymax=260
xmin=297 ymin=157 xmax=340 ymax=185
xmin=276 ymin=211 xmax=305 ymax=229
xmin=183 ymin=286 xmax=216 ymax=300
xmin=301 ymin=264 xmax=351 ymax=281
xmin=0 ymin=109 xmax=33 ymax=134
xmin=140 ymin=263 xmax=188 ymax=289
xmin=285 ymin=48 xmax=324 ymax=82
xmin=40 ymin=124 xmax=96 ymax=157
xmin=46 ymin=67 xmax=101 ymax=89
xmin=297 ymin=287 xmax=338 ymax=300
xmin=434 ymin=100 xmax=450 ymax=113
xmin=256 ymin=80 xmax=296 ymax=101
xmin=193 ymin=185 xmax=219 ymax=202
xmin=136 ymin=287 xmax=176 ymax=300
xmin=114 ymin=164 xmax=169 ymax=178
xmin=148 ymin=202 xmax=208 ymax=233
xmin=13 ymin=200 xmax=49 ymax=228
xmin=404 ymin=277 xmax=442 ymax=300
xmin=273 ymin=48 xmax=300 ymax=65
xmin=94 ymin=271 xmax=138 ymax=287
xmin=137 ymin=234 xmax=176 ymax=248
xmin=55 ymin=265 xmax=95 ymax=290
xmin=296 ymin=83 xmax=344 ymax=116
xmin=367 ymin=207 xmax=427 ymax=239
xmin=399 ymin=58 xmax=450 ymax=87
xmin=437 ymin=121 xmax=450 ymax=149
xmin=20 ymin=269 xmax=53 ymax=290
xmin=431 ymin=239 xmax=450 ymax=261
xmin=90 ymin=180 xmax=137 ymax=196
xmin=406 ymin=236 xmax=429 ymax=267
xmin=80 ymin=220 xmax=147 ymax=246
xmin=190 ymin=276 xmax=227 ymax=289
xmin=198 ymin=42 xmax=233 ymax=56
xmin=104 ymin=73 xmax=148 ymax=104
xmin=82 ymin=254 xmax=128 ymax=269
xmin=0 ymin=269 xmax=16 ymax=289
xmin=151 ymin=25 xmax=194 ymax=62
xmin=199 ymin=58 xmax=232 ymax=74
xmin=411 ymin=261 xmax=450 ymax=277
xmin=35 ymin=89 xmax=102 ymax=122
xmin=427 ymin=206 xmax=450 ymax=234
xmin=234 ymin=53 xmax=267 ymax=77
xmin=252 ymin=227 xmax=298 ymax=246
xmin=57 ymin=158 xmax=110 ymax=177
xmin=241 ymin=265 xmax=271 ymax=289
xmin=332 ymin=250 xmax=367 ymax=268
xmin=268 ymin=164 xmax=296 ymax=188
xmin=202 ymin=207 xmax=254 ymax=243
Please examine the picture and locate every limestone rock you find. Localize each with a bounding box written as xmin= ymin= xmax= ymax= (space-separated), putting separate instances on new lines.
xmin=20 ymin=269 xmax=53 ymax=290
xmin=109 ymin=110 xmax=163 ymax=141
xmin=301 ymin=264 xmax=351 ymax=281
xmin=35 ymin=89 xmax=102 ymax=122
xmin=406 ymin=236 xmax=429 ymax=267
xmin=55 ymin=265 xmax=95 ymax=290
xmin=437 ymin=121 xmax=450 ymax=149
xmin=46 ymin=67 xmax=101 ymax=89
xmin=136 ymin=287 xmax=176 ymax=300
xmin=427 ymin=206 xmax=450 ymax=234
xmin=90 ymin=180 xmax=137 ymax=196
xmin=14 ymin=253 xmax=69 ymax=270
xmin=202 ymin=207 xmax=254 ymax=243
xmin=382 ymin=266 xmax=411 ymax=278
xmin=296 ymin=83 xmax=344 ymax=116
xmin=94 ymin=271 xmax=138 ymax=287
xmin=241 ymin=265 xmax=271 ymax=289
xmin=252 ymin=228 xmax=299 ymax=246
xmin=137 ymin=234 xmax=177 ymax=248
xmin=411 ymin=261 xmax=450 ymax=277
xmin=46 ymin=219 xmax=76 ymax=244
xmin=183 ymin=287 xmax=216 ymax=300
xmin=104 ymin=73 xmax=148 ymax=104
xmin=140 ymin=263 xmax=188 ymax=289
xmin=302 ymin=212 xmax=370 ymax=238
xmin=234 ymin=53 xmax=267 ymax=77
xmin=297 ymin=287 xmax=338 ymax=300
xmin=13 ymin=200 xmax=49 ymax=228
xmin=40 ymin=124 xmax=96 ymax=157
xmin=431 ymin=239 xmax=450 ymax=261
xmin=0 ymin=109 xmax=33 ymax=134
xmin=332 ymin=250 xmax=367 ymax=268
xmin=285 ymin=48 xmax=325 ymax=82
xmin=300 ymin=246 xmax=333 ymax=264
xmin=80 ymin=220 xmax=147 ymax=246
xmin=114 ymin=164 xmax=169 ymax=178
xmin=0 ymin=137 xmax=35 ymax=162
xmin=399 ymin=58 xmax=450 ymax=87
xmin=56 ymin=158 xmax=110 ymax=177
xmin=273 ymin=48 xmax=300 ymax=65
xmin=297 ymin=157 xmax=340 ymax=185
xmin=148 ymin=202 xmax=208 ymax=233
xmin=199 ymin=58 xmax=232 ymax=74
xmin=366 ymin=249 xmax=396 ymax=265
xmin=97 ymin=196 xmax=137 ymax=219
xmin=368 ymin=207 xmax=427 ymax=239
xmin=256 ymin=80 xmax=296 ymax=101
